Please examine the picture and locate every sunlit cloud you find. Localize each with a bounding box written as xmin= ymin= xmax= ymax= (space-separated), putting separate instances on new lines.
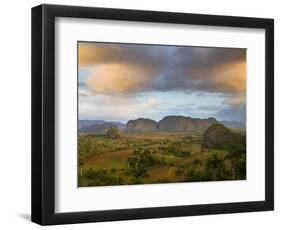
xmin=86 ymin=64 xmax=156 ymax=95
xmin=78 ymin=42 xmax=246 ymax=122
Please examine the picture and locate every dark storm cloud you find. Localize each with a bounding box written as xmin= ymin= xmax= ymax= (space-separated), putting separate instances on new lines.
xmin=79 ymin=42 xmax=172 ymax=71
xmin=79 ymin=42 xmax=246 ymax=95
xmin=172 ymin=46 xmax=245 ymax=67
xmin=151 ymin=46 xmax=246 ymax=93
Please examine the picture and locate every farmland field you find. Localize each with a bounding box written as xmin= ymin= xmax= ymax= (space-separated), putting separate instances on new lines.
xmin=78 ymin=130 xmax=246 ymax=187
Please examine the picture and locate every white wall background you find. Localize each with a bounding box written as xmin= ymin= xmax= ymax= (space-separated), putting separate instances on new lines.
xmin=0 ymin=0 xmax=279 ymax=229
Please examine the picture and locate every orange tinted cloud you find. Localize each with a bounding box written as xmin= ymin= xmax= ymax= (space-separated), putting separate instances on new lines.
xmin=79 ymin=42 xmax=246 ymax=95
xmin=216 ymin=61 xmax=246 ymax=92
xmin=86 ymin=64 xmax=155 ymax=95
xmin=191 ymin=61 xmax=246 ymax=93
xmin=78 ymin=43 xmax=118 ymax=66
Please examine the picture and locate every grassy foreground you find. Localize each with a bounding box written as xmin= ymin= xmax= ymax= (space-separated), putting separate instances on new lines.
xmin=78 ymin=131 xmax=246 ymax=187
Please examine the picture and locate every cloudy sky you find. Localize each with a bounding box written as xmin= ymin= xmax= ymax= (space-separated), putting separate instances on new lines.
xmin=78 ymin=42 xmax=246 ymax=123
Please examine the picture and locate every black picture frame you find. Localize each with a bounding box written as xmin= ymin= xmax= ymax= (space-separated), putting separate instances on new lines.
xmin=31 ymin=4 xmax=274 ymax=225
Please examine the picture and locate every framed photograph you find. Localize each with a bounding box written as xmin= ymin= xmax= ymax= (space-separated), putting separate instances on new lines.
xmin=31 ymin=4 xmax=274 ymax=225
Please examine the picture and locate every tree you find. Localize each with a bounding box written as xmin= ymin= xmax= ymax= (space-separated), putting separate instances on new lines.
xmin=183 ymin=159 xmax=203 ymax=182
xmin=206 ymin=154 xmax=225 ymax=181
xmin=78 ymin=137 xmax=92 ymax=177
xmin=184 ymin=163 xmax=201 ymax=182
xmin=78 ymin=137 xmax=92 ymax=158
xmin=78 ymin=155 xmax=84 ymax=177
xmin=224 ymin=141 xmax=245 ymax=180
xmin=106 ymin=127 xmax=121 ymax=139
xmin=235 ymin=154 xmax=246 ymax=179
xmin=128 ymin=148 xmax=156 ymax=178
xmin=192 ymin=158 xmax=202 ymax=167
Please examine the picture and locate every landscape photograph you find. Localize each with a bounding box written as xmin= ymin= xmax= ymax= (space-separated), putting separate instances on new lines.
xmin=78 ymin=41 xmax=246 ymax=187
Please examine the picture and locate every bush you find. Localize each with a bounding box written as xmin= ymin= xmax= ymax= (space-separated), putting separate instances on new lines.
xmin=185 ymin=135 xmax=193 ymax=141
xmin=130 ymin=177 xmax=145 ymax=184
xmin=82 ymin=168 xmax=124 ymax=186
xmin=106 ymin=127 xmax=121 ymax=139
xmin=175 ymin=168 xmax=184 ymax=176
xmin=78 ymin=137 xmax=92 ymax=159
xmin=110 ymin=168 xmax=117 ymax=173
xmin=128 ymin=148 xmax=160 ymax=178
xmin=205 ymin=154 xmax=226 ymax=181
xmin=236 ymin=155 xmax=246 ymax=179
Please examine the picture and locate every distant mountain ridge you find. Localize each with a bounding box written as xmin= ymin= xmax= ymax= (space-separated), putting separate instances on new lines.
xmin=79 ymin=120 xmax=105 ymax=129
xmin=126 ymin=118 xmax=158 ymax=132
xmin=126 ymin=116 xmax=219 ymax=132
xmin=158 ymin=116 xmax=218 ymax=132
xmin=79 ymin=120 xmax=126 ymax=130
xmin=79 ymin=117 xmax=245 ymax=134
xmin=79 ymin=123 xmax=117 ymax=134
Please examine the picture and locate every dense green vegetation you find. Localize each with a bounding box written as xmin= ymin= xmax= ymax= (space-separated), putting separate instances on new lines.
xmin=78 ymin=124 xmax=246 ymax=187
